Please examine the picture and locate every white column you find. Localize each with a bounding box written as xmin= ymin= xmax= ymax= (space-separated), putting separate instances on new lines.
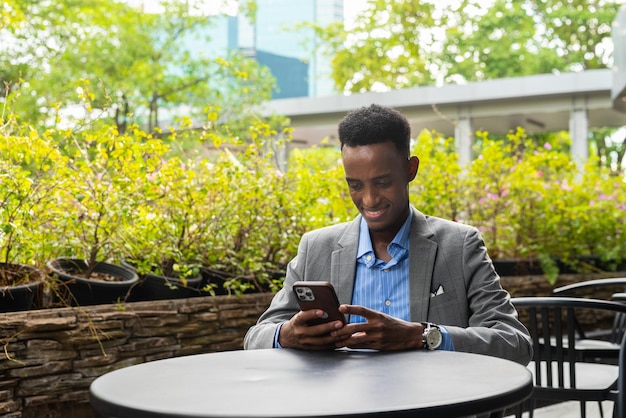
xmin=569 ymin=97 xmax=589 ymax=167
xmin=455 ymin=113 xmax=473 ymax=166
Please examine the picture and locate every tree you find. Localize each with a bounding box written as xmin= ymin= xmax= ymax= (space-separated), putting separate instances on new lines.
xmin=441 ymin=0 xmax=620 ymax=83
xmin=590 ymin=127 xmax=626 ymax=176
xmin=315 ymin=0 xmax=620 ymax=92
xmin=311 ymin=0 xmax=438 ymax=93
xmin=2 ymin=0 xmax=275 ymax=134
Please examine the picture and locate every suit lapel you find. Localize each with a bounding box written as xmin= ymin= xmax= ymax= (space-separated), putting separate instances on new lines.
xmin=408 ymin=209 xmax=438 ymax=322
xmin=331 ymin=217 xmax=360 ymax=305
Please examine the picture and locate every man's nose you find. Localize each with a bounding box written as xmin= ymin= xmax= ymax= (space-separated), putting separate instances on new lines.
xmin=362 ymin=185 xmax=378 ymax=207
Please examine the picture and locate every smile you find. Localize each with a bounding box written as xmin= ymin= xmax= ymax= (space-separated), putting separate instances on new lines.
xmin=363 ymin=208 xmax=386 ymax=218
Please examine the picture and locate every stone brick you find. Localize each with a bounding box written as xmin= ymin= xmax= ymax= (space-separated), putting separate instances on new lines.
xmin=131 ymin=315 xmax=187 ymax=328
xmin=0 ymin=355 xmax=31 ymax=372
xmin=22 ymin=390 xmax=89 ymax=407
xmin=144 ymin=351 xmax=175 ymax=362
xmin=16 ymin=373 xmax=87 ymax=397
xmin=25 ymin=339 xmax=63 ymax=351
xmin=0 ymin=399 xmax=20 ymax=414
xmin=23 ymin=347 xmax=78 ymax=362
xmin=9 ymin=361 xmax=72 ymax=378
xmin=210 ymin=340 xmax=244 ymax=352
xmin=91 ymin=336 xmax=129 ymax=351
xmin=0 ymin=379 xmax=18 ymax=390
xmin=0 ymin=390 xmax=13 ymax=402
xmin=20 ymin=317 xmax=77 ymax=332
xmin=73 ymin=352 xmax=120 ymax=369
xmin=190 ymin=312 xmax=219 ymax=322
xmin=178 ymin=299 xmax=219 ymax=314
xmin=80 ymin=357 xmax=143 ymax=378
xmin=68 ymin=330 xmax=129 ymax=348
xmin=82 ymin=320 xmax=126 ymax=331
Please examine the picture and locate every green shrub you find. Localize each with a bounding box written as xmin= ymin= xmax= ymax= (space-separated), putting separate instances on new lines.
xmin=1 ymin=107 xmax=624 ymax=294
xmin=412 ymin=127 xmax=626 ymax=282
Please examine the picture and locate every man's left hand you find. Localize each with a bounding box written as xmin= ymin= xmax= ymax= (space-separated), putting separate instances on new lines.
xmin=331 ymin=305 xmax=424 ymax=351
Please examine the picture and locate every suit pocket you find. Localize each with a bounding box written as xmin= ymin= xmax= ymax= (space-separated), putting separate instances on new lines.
xmin=428 ymin=287 xmax=465 ymax=326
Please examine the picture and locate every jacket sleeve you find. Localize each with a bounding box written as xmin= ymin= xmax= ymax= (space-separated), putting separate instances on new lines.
xmin=243 ymin=229 xmax=317 ymax=349
xmin=441 ymin=227 xmax=533 ymax=365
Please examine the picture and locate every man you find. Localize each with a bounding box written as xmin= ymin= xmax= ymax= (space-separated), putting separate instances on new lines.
xmin=244 ymin=104 xmax=532 ymax=365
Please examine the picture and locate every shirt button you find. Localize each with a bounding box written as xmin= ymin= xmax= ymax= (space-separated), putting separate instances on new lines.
xmin=366 ymin=255 xmax=372 ymax=261
xmin=383 ymin=268 xmax=389 ymax=273
xmin=385 ymin=300 xmax=391 ymax=307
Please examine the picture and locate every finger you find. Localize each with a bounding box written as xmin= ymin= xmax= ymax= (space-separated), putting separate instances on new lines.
xmin=338 ymin=333 xmax=377 ymax=350
xmin=330 ymin=322 xmax=366 ymax=338
xmin=339 ymin=304 xmax=376 ymax=318
xmin=296 ymin=309 xmax=327 ymax=324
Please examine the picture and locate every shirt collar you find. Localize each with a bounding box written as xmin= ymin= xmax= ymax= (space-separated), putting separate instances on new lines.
xmin=356 ymin=207 xmax=413 ymax=260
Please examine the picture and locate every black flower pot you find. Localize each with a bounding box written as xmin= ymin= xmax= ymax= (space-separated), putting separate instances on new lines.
xmin=130 ymin=272 xmax=203 ymax=301
xmin=0 ymin=263 xmax=46 ymax=312
xmin=200 ymin=268 xmax=232 ymax=296
xmin=492 ymin=258 xmax=544 ymax=276
xmin=47 ymin=258 xmax=138 ymax=306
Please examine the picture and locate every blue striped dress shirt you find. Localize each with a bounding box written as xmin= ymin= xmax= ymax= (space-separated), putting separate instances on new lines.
xmin=352 ymin=211 xmax=454 ymax=350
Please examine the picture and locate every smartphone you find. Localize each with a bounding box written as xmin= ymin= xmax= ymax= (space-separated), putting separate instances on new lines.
xmin=292 ymin=281 xmax=346 ymax=326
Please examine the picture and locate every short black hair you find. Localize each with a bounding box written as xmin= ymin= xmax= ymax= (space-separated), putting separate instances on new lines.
xmin=338 ymin=104 xmax=411 ymax=157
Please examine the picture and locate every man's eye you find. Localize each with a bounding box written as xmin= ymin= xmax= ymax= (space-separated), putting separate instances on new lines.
xmin=377 ymin=182 xmax=391 ymax=188
xmin=348 ymin=183 xmax=362 ymax=190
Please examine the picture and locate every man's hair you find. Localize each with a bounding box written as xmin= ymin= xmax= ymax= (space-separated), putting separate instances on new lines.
xmin=338 ymin=104 xmax=411 ymax=157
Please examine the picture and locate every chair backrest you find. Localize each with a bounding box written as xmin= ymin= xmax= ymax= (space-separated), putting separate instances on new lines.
xmin=553 ymin=278 xmax=626 ymax=297
xmin=553 ymin=278 xmax=626 ymax=344
xmin=618 ymin=332 xmax=626 ymax=418
xmin=511 ymin=297 xmax=626 ymax=389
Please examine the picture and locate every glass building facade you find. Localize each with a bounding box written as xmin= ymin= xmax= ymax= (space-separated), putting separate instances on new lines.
xmin=209 ymin=0 xmax=343 ymax=99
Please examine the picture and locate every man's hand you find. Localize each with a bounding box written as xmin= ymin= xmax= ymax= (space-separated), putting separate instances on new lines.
xmin=278 ymin=309 xmax=347 ymax=350
xmin=331 ymin=305 xmax=424 ymax=351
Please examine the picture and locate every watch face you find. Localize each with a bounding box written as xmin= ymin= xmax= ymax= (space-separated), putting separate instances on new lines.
xmin=426 ymin=327 xmax=442 ymax=349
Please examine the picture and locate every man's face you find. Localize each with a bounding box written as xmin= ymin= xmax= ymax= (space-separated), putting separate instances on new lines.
xmin=342 ymin=141 xmax=419 ymax=236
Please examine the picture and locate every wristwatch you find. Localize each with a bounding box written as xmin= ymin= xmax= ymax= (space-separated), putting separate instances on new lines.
xmin=421 ymin=322 xmax=442 ymax=350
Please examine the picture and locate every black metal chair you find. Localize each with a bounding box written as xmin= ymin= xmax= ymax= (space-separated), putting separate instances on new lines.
xmin=553 ymin=278 xmax=626 ymax=296
xmin=553 ymin=278 xmax=626 ymax=361
xmin=511 ymin=297 xmax=626 ymax=418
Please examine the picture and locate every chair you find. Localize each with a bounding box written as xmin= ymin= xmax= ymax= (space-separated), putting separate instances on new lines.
xmin=608 ymin=332 xmax=626 ymax=418
xmin=553 ymin=278 xmax=626 ymax=361
xmin=511 ymin=297 xmax=626 ymax=418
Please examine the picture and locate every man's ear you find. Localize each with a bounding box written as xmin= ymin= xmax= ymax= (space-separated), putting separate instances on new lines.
xmin=408 ymin=156 xmax=419 ymax=181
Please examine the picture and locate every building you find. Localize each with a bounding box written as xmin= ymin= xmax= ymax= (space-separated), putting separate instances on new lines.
xmin=209 ymin=0 xmax=343 ymax=99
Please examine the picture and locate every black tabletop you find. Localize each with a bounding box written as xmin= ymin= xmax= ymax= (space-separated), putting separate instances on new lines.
xmin=90 ymin=348 xmax=532 ymax=418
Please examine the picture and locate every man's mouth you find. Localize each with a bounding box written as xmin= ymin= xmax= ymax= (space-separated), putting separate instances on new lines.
xmin=363 ymin=208 xmax=386 ymax=219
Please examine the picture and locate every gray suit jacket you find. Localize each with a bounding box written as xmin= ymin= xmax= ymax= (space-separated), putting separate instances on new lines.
xmin=244 ymin=207 xmax=532 ymax=365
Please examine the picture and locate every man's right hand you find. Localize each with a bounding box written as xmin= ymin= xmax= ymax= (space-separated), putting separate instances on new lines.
xmin=278 ymin=309 xmax=347 ymax=350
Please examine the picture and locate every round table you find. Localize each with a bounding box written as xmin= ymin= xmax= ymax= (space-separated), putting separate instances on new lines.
xmin=90 ymin=348 xmax=532 ymax=418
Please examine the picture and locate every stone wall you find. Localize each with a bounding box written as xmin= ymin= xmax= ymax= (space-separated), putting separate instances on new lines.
xmin=0 ymin=293 xmax=274 ymax=418
xmin=0 ymin=271 xmax=624 ymax=418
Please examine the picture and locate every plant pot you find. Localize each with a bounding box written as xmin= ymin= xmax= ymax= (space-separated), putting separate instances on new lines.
xmin=0 ymin=263 xmax=46 ymax=312
xmin=130 ymin=272 xmax=203 ymax=301
xmin=200 ymin=267 xmax=286 ymax=295
xmin=47 ymin=258 xmax=138 ymax=306
xmin=492 ymin=258 xmax=544 ymax=277
xmin=200 ymin=268 xmax=232 ymax=296
xmin=555 ymin=255 xmax=626 ymax=274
